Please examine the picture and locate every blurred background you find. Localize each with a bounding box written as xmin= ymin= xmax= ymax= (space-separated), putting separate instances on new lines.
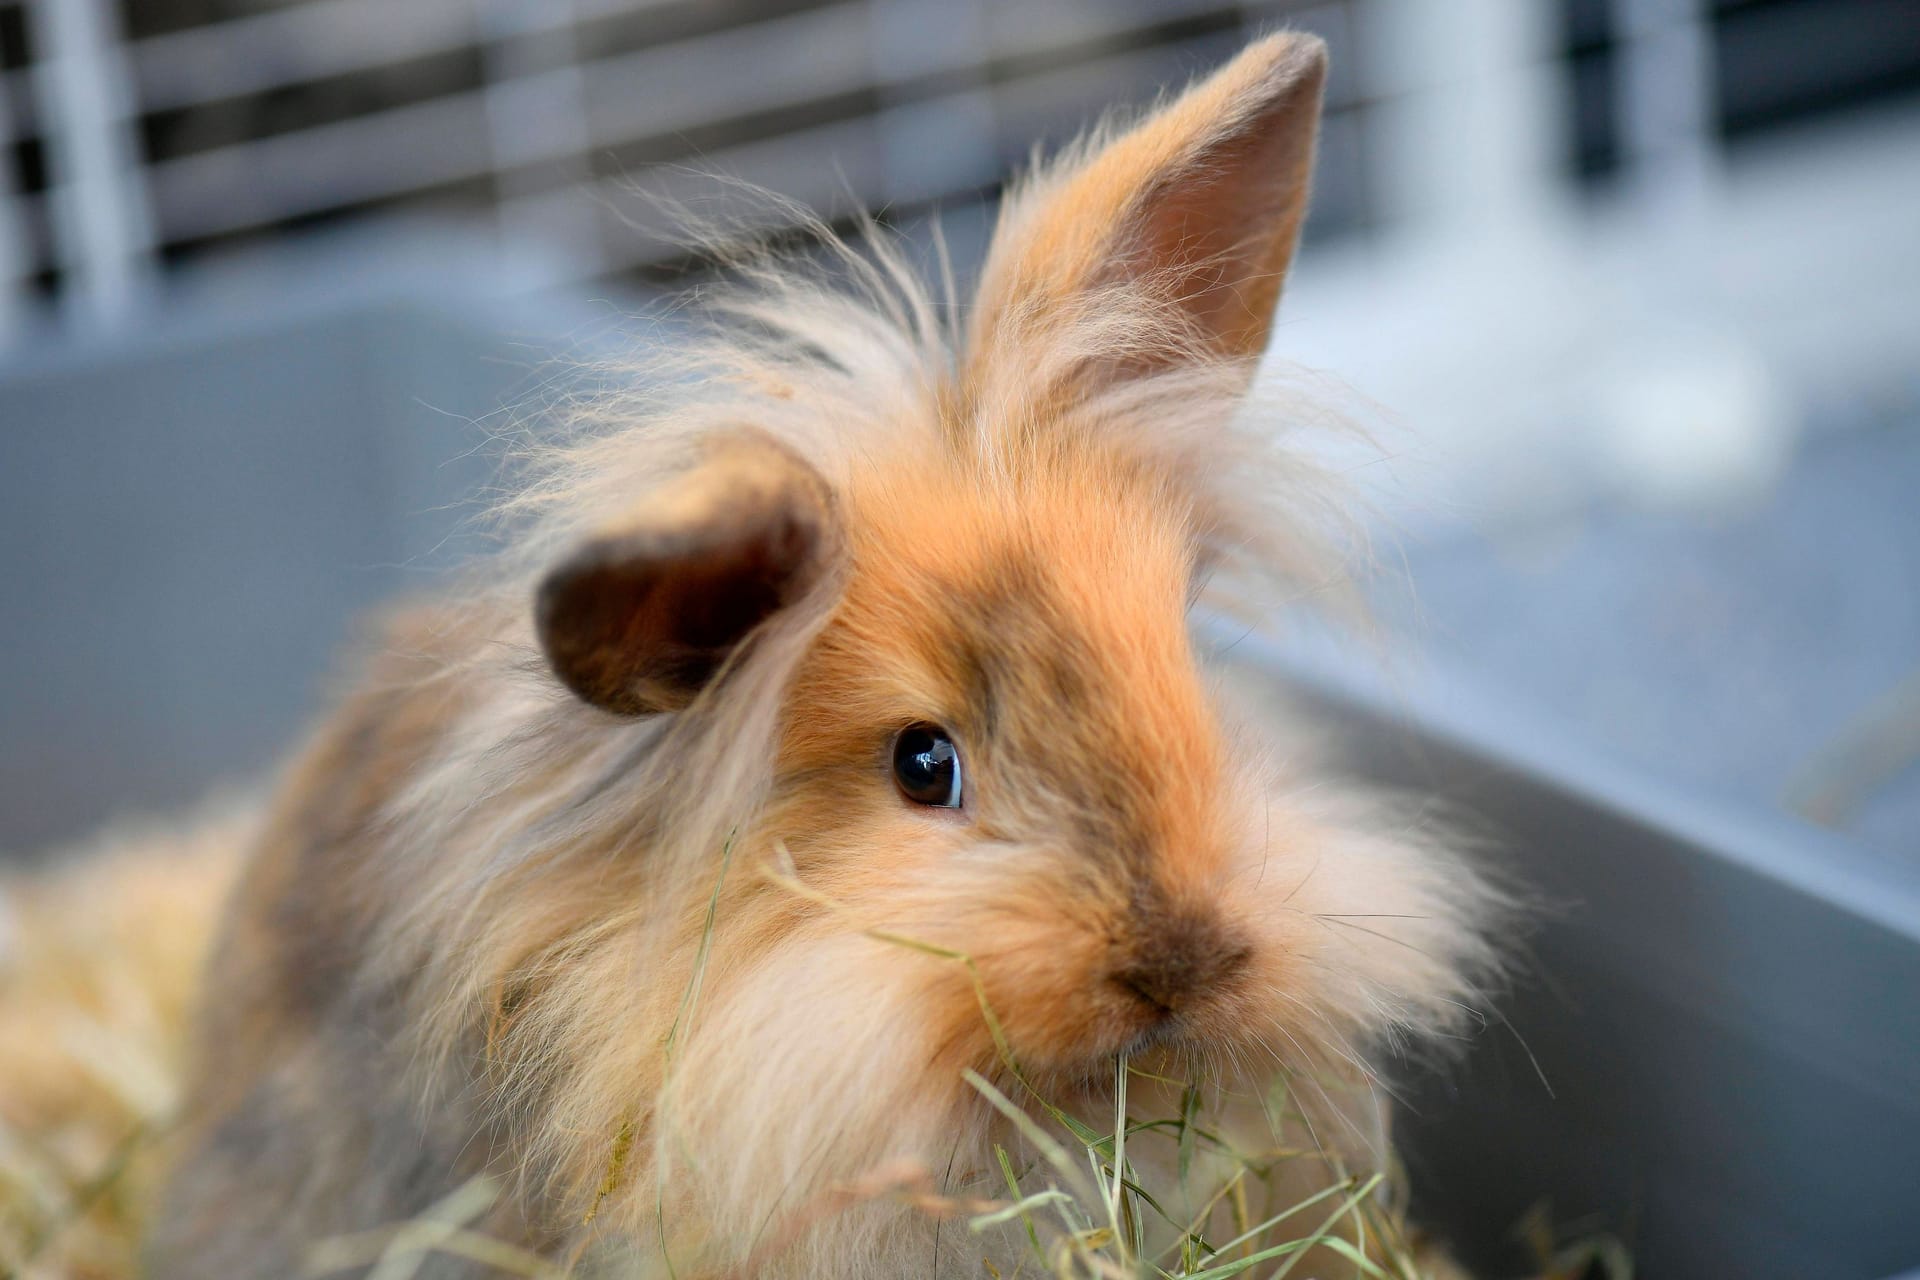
xmin=5 ymin=5 xmax=1920 ymax=1275
xmin=1 ymin=0 xmax=1918 ymax=861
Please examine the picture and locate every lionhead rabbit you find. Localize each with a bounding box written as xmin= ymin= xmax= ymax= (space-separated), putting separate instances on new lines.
xmin=126 ymin=32 xmax=1503 ymax=1279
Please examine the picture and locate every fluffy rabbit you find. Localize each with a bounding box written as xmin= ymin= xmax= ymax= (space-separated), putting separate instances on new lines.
xmin=132 ymin=32 xmax=1502 ymax=1279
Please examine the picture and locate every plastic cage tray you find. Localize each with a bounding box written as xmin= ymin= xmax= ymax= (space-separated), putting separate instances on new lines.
xmin=3 ymin=290 xmax=1916 ymax=1279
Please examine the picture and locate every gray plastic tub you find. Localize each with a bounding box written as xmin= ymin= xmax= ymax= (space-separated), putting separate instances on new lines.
xmin=1249 ymin=638 xmax=1920 ymax=1279
xmin=0 ymin=283 xmax=587 ymax=854
xmin=3 ymin=290 xmax=1916 ymax=1277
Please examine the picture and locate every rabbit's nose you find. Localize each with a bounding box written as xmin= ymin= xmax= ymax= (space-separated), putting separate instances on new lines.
xmin=1113 ymin=916 xmax=1249 ymax=1015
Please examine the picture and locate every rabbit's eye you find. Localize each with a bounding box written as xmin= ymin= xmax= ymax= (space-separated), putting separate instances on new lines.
xmin=892 ymin=724 xmax=963 ymax=809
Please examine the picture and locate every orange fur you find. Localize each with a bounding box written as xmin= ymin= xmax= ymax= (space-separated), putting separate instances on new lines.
xmin=9 ymin=34 xmax=1506 ymax=1280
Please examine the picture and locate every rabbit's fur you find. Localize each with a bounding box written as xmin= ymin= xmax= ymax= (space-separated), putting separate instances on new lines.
xmin=132 ymin=33 xmax=1503 ymax=1278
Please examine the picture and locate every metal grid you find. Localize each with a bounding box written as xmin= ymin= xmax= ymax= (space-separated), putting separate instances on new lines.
xmin=0 ymin=0 xmax=1365 ymax=334
xmin=5 ymin=0 xmax=1916 ymax=342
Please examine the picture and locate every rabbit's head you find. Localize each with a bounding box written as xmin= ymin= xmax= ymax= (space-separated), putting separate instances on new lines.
xmin=415 ymin=32 xmax=1500 ymax=1268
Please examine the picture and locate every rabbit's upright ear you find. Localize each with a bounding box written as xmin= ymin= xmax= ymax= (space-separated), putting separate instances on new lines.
xmin=970 ymin=33 xmax=1327 ymax=380
xmin=535 ymin=432 xmax=836 ymax=715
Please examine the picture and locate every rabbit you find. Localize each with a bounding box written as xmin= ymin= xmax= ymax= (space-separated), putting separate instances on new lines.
xmin=128 ymin=32 xmax=1506 ymax=1279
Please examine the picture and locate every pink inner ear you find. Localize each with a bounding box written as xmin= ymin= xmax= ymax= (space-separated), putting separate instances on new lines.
xmin=1124 ymin=167 xmax=1282 ymax=359
xmin=1116 ymin=55 xmax=1326 ymax=362
xmin=967 ymin=34 xmax=1327 ymax=383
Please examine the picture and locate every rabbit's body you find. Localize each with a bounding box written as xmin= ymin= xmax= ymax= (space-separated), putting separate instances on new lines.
xmin=33 ymin=34 xmax=1507 ymax=1278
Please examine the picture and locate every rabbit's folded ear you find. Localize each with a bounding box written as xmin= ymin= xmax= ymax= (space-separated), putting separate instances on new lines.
xmin=535 ymin=433 xmax=837 ymax=715
xmin=970 ymin=32 xmax=1327 ymax=380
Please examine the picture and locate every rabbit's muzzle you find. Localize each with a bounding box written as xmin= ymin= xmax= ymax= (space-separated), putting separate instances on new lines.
xmin=1109 ymin=899 xmax=1252 ymax=1022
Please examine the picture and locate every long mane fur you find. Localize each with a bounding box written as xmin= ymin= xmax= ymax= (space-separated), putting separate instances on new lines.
xmin=276 ymin=185 xmax=1499 ymax=1275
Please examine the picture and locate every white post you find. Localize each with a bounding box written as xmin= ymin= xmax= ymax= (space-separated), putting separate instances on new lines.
xmin=1360 ymin=0 xmax=1567 ymax=242
xmin=1616 ymin=0 xmax=1720 ymax=229
xmin=1602 ymin=0 xmax=1792 ymax=509
xmin=477 ymin=0 xmax=602 ymax=285
xmin=25 ymin=0 xmax=156 ymax=327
